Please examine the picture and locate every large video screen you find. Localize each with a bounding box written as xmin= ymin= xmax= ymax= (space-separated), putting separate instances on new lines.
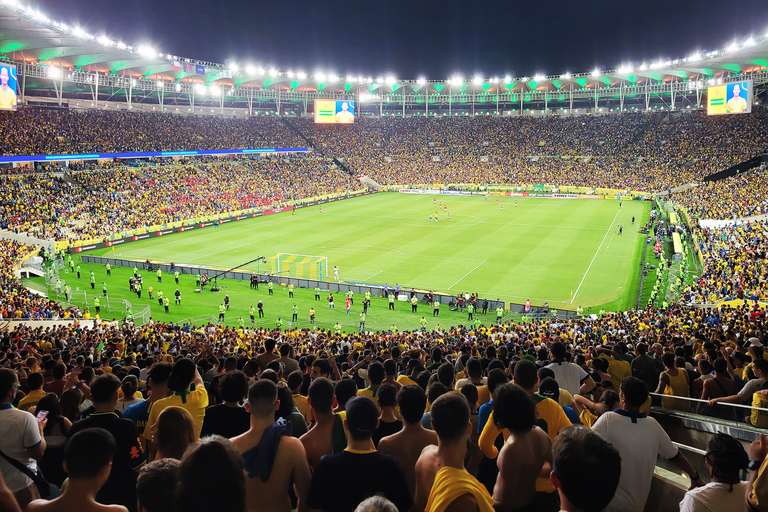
xmin=314 ymin=100 xmax=355 ymax=124
xmin=707 ymin=80 xmax=751 ymax=115
xmin=0 ymin=63 xmax=17 ymax=111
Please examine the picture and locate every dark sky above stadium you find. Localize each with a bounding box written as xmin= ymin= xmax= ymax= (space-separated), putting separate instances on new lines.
xmin=35 ymin=0 xmax=768 ymax=79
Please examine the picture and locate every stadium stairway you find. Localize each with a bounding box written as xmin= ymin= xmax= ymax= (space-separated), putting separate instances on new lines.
xmin=278 ymin=116 xmax=359 ymax=178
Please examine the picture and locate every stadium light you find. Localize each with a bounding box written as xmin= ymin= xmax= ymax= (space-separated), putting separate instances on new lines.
xmin=131 ymin=79 xmax=137 ymax=87
xmin=269 ymin=68 xmax=278 ymax=77
xmin=473 ymin=75 xmax=483 ymax=85
xmin=117 ymin=41 xmax=126 ymax=50
xmin=744 ymin=38 xmax=756 ymax=47
xmin=137 ymin=45 xmax=156 ymax=58
xmin=297 ymin=71 xmax=307 ymax=80
xmin=72 ymin=26 xmax=88 ymax=39
xmin=416 ymin=77 xmax=427 ymax=85
xmin=687 ymin=53 xmax=702 ymax=63
xmin=375 ymin=77 xmax=384 ymax=84
xmin=174 ymin=83 xmax=181 ymax=92
xmin=491 ymin=76 xmax=499 ymax=83
xmin=450 ymin=75 xmax=463 ymax=86
xmin=591 ymin=69 xmax=601 ymax=77
xmin=315 ymin=72 xmax=326 ymax=81
xmin=98 ymin=36 xmax=112 ymax=47
xmin=726 ymin=42 xmax=739 ymax=52
xmin=328 ymin=74 xmax=339 ymax=82
xmin=533 ymin=74 xmax=545 ymax=82
xmin=245 ymin=65 xmax=256 ymax=75
xmin=562 ymin=72 xmax=571 ymax=80
xmin=46 ymin=66 xmax=61 ymax=78
xmin=156 ymin=80 xmax=163 ymax=89
xmin=256 ymin=67 xmax=265 ymax=75
xmin=287 ymin=71 xmax=294 ymax=78
xmin=504 ymin=75 xmax=512 ymax=84
xmin=386 ymin=75 xmax=397 ymax=85
xmin=617 ymin=65 xmax=632 ymax=73
xmin=229 ymin=63 xmax=239 ymax=73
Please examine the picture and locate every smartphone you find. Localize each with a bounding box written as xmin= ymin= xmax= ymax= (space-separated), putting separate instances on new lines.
xmin=36 ymin=410 xmax=49 ymax=422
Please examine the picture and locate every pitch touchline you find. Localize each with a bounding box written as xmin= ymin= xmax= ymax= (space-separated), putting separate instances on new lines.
xmin=570 ymin=208 xmax=622 ymax=304
xmin=447 ymin=261 xmax=486 ymax=290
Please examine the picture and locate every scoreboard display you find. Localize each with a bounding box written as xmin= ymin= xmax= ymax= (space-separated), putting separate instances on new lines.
xmin=0 ymin=63 xmax=18 ymax=111
xmin=707 ymin=80 xmax=751 ymax=115
xmin=314 ymin=100 xmax=355 ymax=124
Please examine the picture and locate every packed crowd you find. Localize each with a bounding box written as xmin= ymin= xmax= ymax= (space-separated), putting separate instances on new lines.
xmin=0 ymin=156 xmax=359 ymax=241
xmin=672 ymin=165 xmax=768 ymax=220
xmin=2 ymin=285 xmax=768 ymax=512
xmin=0 ymin=109 xmax=305 ymax=155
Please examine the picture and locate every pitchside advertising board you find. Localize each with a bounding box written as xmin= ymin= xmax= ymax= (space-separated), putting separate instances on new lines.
xmin=0 ymin=63 xmax=18 ymax=111
xmin=70 ymin=191 xmax=376 ymax=254
xmin=314 ymin=100 xmax=355 ymax=124
xmin=707 ymin=80 xmax=752 ymax=115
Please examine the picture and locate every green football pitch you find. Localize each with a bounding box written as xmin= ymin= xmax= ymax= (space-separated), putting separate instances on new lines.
xmin=36 ymin=193 xmax=649 ymax=331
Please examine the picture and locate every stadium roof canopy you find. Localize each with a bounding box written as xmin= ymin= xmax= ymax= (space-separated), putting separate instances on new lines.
xmin=0 ymin=1 xmax=767 ymax=115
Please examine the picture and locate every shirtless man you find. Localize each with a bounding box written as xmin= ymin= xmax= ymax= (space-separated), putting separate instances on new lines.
xmin=230 ymin=380 xmax=312 ymax=512
xmin=492 ymin=384 xmax=552 ymax=512
xmin=414 ymin=393 xmax=495 ymax=512
xmin=299 ymin=377 xmax=337 ymax=471
xmin=27 ymin=429 xmax=126 ymax=512
xmin=378 ymin=385 xmax=438 ymax=500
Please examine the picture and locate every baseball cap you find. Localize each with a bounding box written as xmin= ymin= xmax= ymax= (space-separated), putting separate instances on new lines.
xmin=344 ymin=396 xmax=379 ymax=434
xmin=539 ymin=377 xmax=560 ymax=402
xmin=167 ymin=358 xmax=196 ymax=392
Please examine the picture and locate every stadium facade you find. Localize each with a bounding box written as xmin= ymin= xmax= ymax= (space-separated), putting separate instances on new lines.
xmin=0 ymin=3 xmax=767 ymax=116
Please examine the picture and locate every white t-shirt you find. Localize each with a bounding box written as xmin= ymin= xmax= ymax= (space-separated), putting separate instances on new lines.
xmin=592 ymin=410 xmax=679 ymax=512
xmin=0 ymin=406 xmax=42 ymax=492
xmin=454 ymin=377 xmax=487 ymax=390
xmin=679 ymin=481 xmax=747 ymax=512
xmin=544 ymin=361 xmax=589 ymax=396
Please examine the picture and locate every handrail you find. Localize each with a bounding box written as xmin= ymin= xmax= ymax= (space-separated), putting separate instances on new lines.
xmin=649 ymin=392 xmax=768 ymax=413
xmin=672 ymin=442 xmax=707 ymax=456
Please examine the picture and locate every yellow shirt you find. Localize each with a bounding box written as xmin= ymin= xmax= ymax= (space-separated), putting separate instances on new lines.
xmin=293 ymin=394 xmax=312 ymax=424
xmin=425 ymin=466 xmax=494 ymax=512
xmin=17 ymin=389 xmax=46 ymax=412
xmin=143 ymin=385 xmax=209 ymax=440
xmin=396 ymin=375 xmax=418 ymax=387
xmin=0 ymin=86 xmax=16 ymax=110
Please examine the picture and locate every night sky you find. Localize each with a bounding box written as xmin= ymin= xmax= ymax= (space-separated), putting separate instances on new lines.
xmin=33 ymin=0 xmax=768 ymax=79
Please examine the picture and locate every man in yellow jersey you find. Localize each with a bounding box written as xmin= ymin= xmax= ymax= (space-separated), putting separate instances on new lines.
xmin=726 ymin=83 xmax=748 ymax=113
xmin=0 ymin=66 xmax=16 ymax=110
xmin=335 ymin=101 xmax=354 ymax=123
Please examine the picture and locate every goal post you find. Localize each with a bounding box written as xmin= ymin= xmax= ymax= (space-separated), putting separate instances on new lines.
xmin=271 ymin=253 xmax=329 ymax=279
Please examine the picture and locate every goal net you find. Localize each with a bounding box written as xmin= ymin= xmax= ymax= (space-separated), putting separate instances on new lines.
xmin=269 ymin=253 xmax=328 ymax=279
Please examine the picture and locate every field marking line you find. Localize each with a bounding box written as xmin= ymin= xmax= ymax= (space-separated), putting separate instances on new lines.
xmin=341 ymin=244 xmax=404 ymax=255
xmin=571 ymin=208 xmax=622 ymax=304
xmin=362 ymin=270 xmax=384 ymax=281
xmin=560 ymin=199 xmax=571 ymax=206
xmin=447 ymin=261 xmax=486 ymax=290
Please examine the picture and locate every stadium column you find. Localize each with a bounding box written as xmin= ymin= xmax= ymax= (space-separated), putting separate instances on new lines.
xmin=645 ymin=83 xmax=650 ymax=111
xmin=18 ymin=52 xmax=25 ymax=103
xmin=569 ymin=86 xmax=573 ymax=114
xmin=670 ymin=80 xmax=675 ymax=110
xmin=92 ymin=70 xmax=98 ymax=110
xmin=620 ymin=84 xmax=624 ymax=112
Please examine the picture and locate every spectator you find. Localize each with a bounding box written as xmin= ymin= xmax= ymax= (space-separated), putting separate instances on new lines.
xmin=136 ymin=459 xmax=179 ymax=512
xmin=0 ymin=367 xmax=47 ymax=509
xmin=200 ymin=370 xmax=250 ymax=439
xmin=307 ymin=396 xmax=411 ymax=512
xmin=27 ymin=428 xmax=122 ymax=512
xmin=372 ymin=384 xmax=402 ymax=447
xmin=230 ymin=379 xmax=311 ymax=512
xmin=150 ymin=407 xmax=196 ymax=461
xmin=68 ymin=374 xmax=145 ymax=512
xmin=176 ymin=436 xmax=246 ymax=512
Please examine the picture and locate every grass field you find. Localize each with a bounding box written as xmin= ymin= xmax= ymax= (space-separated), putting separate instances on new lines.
xmin=34 ymin=193 xmax=650 ymax=331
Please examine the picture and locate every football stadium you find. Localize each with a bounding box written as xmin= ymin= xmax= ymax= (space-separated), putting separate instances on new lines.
xmin=1 ymin=2 xmax=768 ymax=512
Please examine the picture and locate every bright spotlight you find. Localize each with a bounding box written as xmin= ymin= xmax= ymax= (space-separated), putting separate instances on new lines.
xmin=296 ymin=71 xmax=307 ymax=80
xmin=416 ymin=77 xmax=427 ymax=85
xmin=229 ymin=63 xmax=239 ymax=72
xmin=504 ymin=75 xmax=512 ymax=83
xmin=473 ymin=75 xmax=483 ymax=85
xmin=137 ymin=45 xmax=156 ymax=58
xmin=156 ymin=80 xmax=163 ymax=89
xmin=533 ymin=74 xmax=545 ymax=82
xmin=591 ymin=69 xmax=601 ymax=77
xmin=174 ymin=83 xmax=181 ymax=92
xmin=726 ymin=42 xmax=739 ymax=52
xmin=315 ymin=72 xmax=326 ymax=81
xmin=245 ymin=65 xmax=256 ymax=75
xmin=385 ymin=75 xmax=397 ymax=85
xmin=328 ymin=74 xmax=339 ymax=82
xmin=269 ymin=68 xmax=278 ymax=77
xmin=562 ymin=72 xmax=571 ymax=80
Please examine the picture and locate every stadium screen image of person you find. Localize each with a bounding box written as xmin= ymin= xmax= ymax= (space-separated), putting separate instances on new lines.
xmin=314 ymin=99 xmax=355 ymax=123
xmin=706 ymin=79 xmax=752 ymax=115
xmin=0 ymin=63 xmax=17 ymax=111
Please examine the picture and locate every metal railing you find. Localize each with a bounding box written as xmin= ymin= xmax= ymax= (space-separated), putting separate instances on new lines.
xmin=649 ymin=392 xmax=768 ymax=414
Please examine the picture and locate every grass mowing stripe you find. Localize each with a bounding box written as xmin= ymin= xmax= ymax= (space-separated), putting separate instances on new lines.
xmin=571 ymin=207 xmax=622 ymax=304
